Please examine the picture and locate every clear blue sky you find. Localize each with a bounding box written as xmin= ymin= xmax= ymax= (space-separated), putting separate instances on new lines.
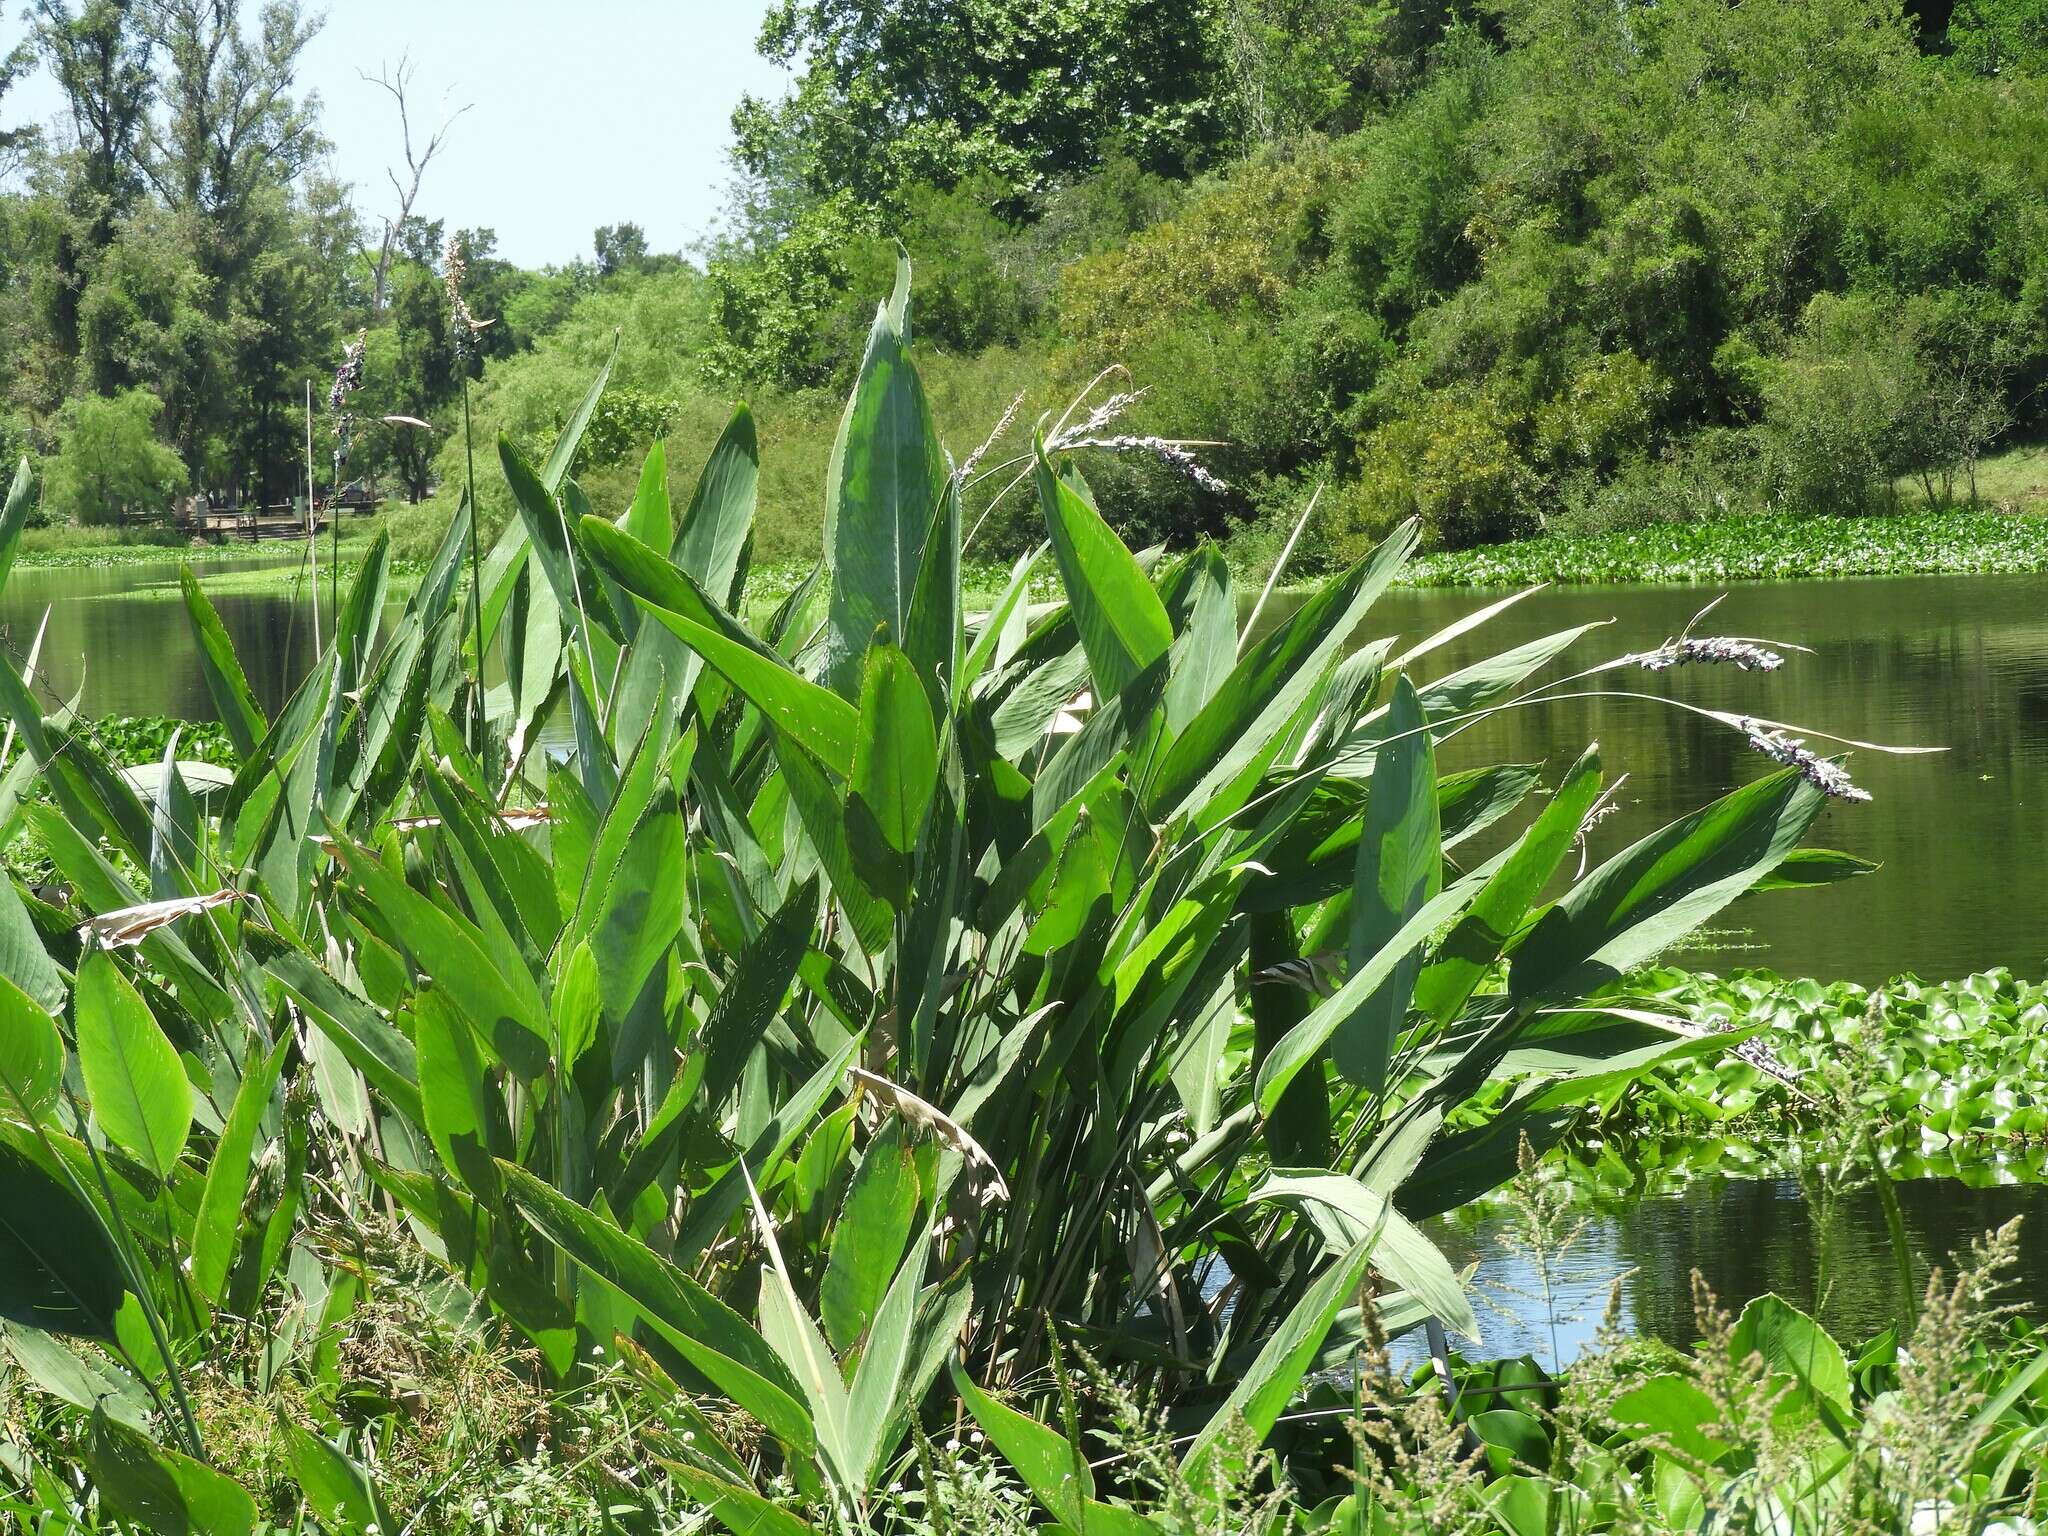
xmin=9 ymin=1 xmax=792 ymax=268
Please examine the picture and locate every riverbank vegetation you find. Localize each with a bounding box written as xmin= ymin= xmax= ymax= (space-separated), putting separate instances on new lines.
xmin=385 ymin=0 xmax=2048 ymax=576
xmin=1402 ymin=509 xmax=2048 ymax=587
xmin=1583 ymin=969 xmax=2048 ymax=1154
xmin=9 ymin=1 xmax=2048 ymax=578
xmin=6 ymin=270 xmax=2026 ymax=1532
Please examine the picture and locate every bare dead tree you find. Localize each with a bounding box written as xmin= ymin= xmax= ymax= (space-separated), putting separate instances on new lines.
xmin=362 ymin=51 xmax=469 ymax=313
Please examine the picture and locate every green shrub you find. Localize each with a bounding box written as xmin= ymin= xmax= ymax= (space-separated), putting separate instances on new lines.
xmin=1534 ymin=352 xmax=1670 ymax=475
xmin=1058 ymin=140 xmax=1339 ymax=356
xmin=1352 ymin=377 xmax=1538 ymax=551
xmin=1764 ymin=291 xmax=1932 ymax=515
xmin=1331 ymin=28 xmax=1499 ymax=321
xmin=38 ymin=389 xmax=189 ymax=527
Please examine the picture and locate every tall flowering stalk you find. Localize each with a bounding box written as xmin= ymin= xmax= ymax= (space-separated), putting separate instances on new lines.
xmin=446 ymin=234 xmax=491 ymax=769
xmin=325 ymin=330 xmax=367 ymax=616
xmin=327 ymin=328 xmax=367 ymax=480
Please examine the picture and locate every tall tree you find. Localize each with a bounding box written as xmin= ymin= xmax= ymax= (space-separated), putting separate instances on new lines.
xmin=0 ymin=30 xmax=40 ymax=171
xmin=140 ymin=0 xmax=323 ymax=288
xmin=137 ymin=0 xmax=326 ymax=486
xmin=30 ymin=1 xmax=155 ymax=387
xmin=33 ymin=1 xmax=154 ymax=208
xmin=733 ymin=0 xmax=1231 ymax=213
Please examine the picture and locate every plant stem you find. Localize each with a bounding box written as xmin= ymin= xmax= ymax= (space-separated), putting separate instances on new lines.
xmin=462 ymin=374 xmax=487 ymax=781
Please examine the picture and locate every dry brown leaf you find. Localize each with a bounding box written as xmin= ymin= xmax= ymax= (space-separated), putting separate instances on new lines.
xmin=847 ymin=1066 xmax=1010 ymax=1203
xmin=81 ymin=889 xmax=246 ymax=949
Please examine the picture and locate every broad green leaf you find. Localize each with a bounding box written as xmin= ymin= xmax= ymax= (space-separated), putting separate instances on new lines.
xmin=1034 ymin=445 xmax=1171 ymax=702
xmin=0 ymin=974 xmax=63 ymax=1123
xmin=413 ymin=990 xmax=500 ymax=1197
xmin=1753 ymin=847 xmax=1881 ymax=892
xmin=584 ymin=517 xmax=860 ymax=778
xmin=673 ymin=1033 xmax=866 ymax=1267
xmin=1150 ymin=520 xmax=1417 ymax=819
xmin=588 ymin=798 xmax=687 ymax=1033
xmin=42 ymin=720 xmax=155 ymax=865
xmin=87 ymin=1409 xmax=257 ymax=1536
xmin=1412 ymin=745 xmax=1602 ymax=1025
xmin=553 ymin=941 xmax=602 ymax=1075
xmin=1160 ymin=544 xmax=1235 ymax=732
xmin=776 ymin=740 xmax=894 ymax=951
xmin=1 ymin=1322 xmax=150 ymax=1427
xmin=846 ymin=1231 xmax=929 ymax=1487
xmin=1337 ymin=674 xmax=1440 ymax=1091
xmin=1612 ymin=1373 xmax=1733 ymax=1465
xmin=285 ymin=1421 xmax=394 ymax=1535
xmin=76 ymin=952 xmax=190 ymax=1181
xmin=177 ymin=567 xmax=267 ymax=758
xmin=499 ymin=1162 xmax=818 ymax=1459
xmin=903 ymin=474 xmax=961 ymax=712
xmin=1487 ymin=1472 xmax=1586 ymax=1536
xmin=1470 ymin=1410 xmax=1550 ymax=1475
xmin=542 ymin=335 xmax=617 ymax=492
xmin=501 ymin=434 xmax=618 ymax=645
xmin=622 ymin=440 xmax=671 ymax=554
xmin=411 ymin=485 xmax=472 ymax=630
xmin=1509 ymin=768 xmax=1828 ymax=999
xmin=191 ymin=1037 xmax=288 ymax=1307
xmin=247 ymin=658 xmax=339 ymax=924
xmin=950 ymin=1359 xmax=1096 ymax=1527
xmin=850 ymin=643 xmax=938 ymax=857
xmin=819 ymin=1118 xmax=919 ymax=1353
xmin=752 ymin=1198 xmax=853 ymax=1490
xmin=674 ymin=403 xmax=758 ymax=605
xmin=960 ymin=545 xmax=1044 ymax=695
xmin=0 ymin=874 xmax=64 ymax=1014
xmin=1169 ymin=968 xmax=1236 ymax=1140
xmin=147 ymin=734 xmax=201 ymax=901
xmin=0 ymin=1143 xmax=122 ymax=1337
xmin=0 ymin=459 xmax=33 ymax=596
xmin=1256 ymin=855 xmax=1501 ymax=1113
xmin=247 ymin=929 xmax=422 ymax=1126
xmin=665 ymin=1464 xmax=818 ymax=1536
xmin=333 ymin=840 xmax=550 ymax=1078
xmin=823 ymin=252 xmax=947 ymax=696
xmin=1731 ymin=1294 xmax=1851 ymax=1416
xmin=697 ymin=879 xmax=817 ymax=1108
xmin=1252 ymin=1171 xmax=1478 ymax=1341
xmin=335 ymin=529 xmax=391 ymax=694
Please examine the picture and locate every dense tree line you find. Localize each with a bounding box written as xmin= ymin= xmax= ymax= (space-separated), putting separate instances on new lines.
xmin=7 ymin=0 xmax=2046 ymax=560
xmin=697 ymin=0 xmax=2048 ymax=559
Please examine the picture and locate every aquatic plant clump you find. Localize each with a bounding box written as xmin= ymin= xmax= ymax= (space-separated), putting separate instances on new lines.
xmin=0 ymin=267 xmax=1962 ymax=1532
xmin=1402 ymin=510 xmax=2048 ymax=587
xmin=1592 ymin=969 xmax=2048 ymax=1150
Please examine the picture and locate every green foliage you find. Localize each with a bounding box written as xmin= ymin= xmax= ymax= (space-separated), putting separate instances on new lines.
xmin=1947 ymin=0 xmax=2048 ymax=76
xmin=1590 ymin=969 xmax=2048 ymax=1151
xmin=1403 ymin=509 xmax=2048 ymax=586
xmin=38 ymin=390 xmax=188 ymax=528
xmin=735 ymin=0 xmax=1230 ymax=211
xmin=0 ymin=268 xmax=1882 ymax=1529
xmin=1351 ymin=376 xmax=1538 ymax=551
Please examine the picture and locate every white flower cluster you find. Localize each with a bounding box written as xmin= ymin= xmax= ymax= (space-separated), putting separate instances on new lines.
xmin=1636 ymin=636 xmax=1785 ymax=672
xmin=1739 ymin=718 xmax=1873 ymax=802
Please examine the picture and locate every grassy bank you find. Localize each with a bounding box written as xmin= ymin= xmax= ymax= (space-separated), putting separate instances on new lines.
xmin=12 ymin=514 xmax=404 ymax=573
